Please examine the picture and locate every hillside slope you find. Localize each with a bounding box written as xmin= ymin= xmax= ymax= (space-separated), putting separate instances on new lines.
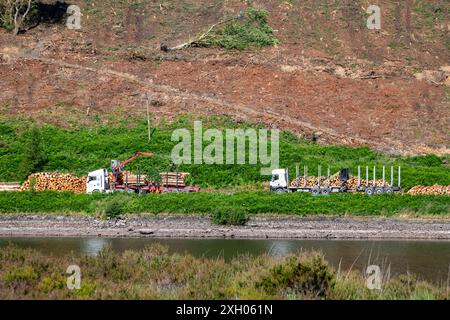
xmin=0 ymin=0 xmax=449 ymax=154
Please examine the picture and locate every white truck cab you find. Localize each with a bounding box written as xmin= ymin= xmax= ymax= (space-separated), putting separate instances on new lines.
xmin=86 ymin=169 xmax=109 ymax=193
xmin=270 ymin=169 xmax=289 ymax=192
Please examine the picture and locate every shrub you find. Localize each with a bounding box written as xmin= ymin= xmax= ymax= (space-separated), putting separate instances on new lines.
xmin=38 ymin=273 xmax=65 ymax=293
xmin=3 ymin=266 xmax=38 ymax=284
xmin=256 ymin=253 xmax=335 ymax=298
xmin=18 ymin=126 xmax=47 ymax=181
xmin=0 ymin=0 xmax=39 ymax=35
xmin=210 ymin=207 xmax=248 ymax=226
xmin=104 ymin=199 xmax=124 ymax=218
xmin=200 ymin=8 xmax=279 ymax=49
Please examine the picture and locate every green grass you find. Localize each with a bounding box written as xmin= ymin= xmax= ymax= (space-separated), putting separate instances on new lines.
xmin=0 ymin=191 xmax=448 ymax=216
xmin=0 ymin=115 xmax=448 ymax=191
xmin=0 ymin=244 xmax=447 ymax=300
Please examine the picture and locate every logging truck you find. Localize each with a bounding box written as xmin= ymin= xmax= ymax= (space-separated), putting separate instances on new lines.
xmin=86 ymin=152 xmax=200 ymax=194
xmin=270 ymin=165 xmax=402 ymax=195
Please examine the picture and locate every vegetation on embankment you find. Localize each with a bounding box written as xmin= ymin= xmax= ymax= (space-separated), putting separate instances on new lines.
xmin=0 ymin=116 xmax=449 ymax=190
xmin=0 ymin=244 xmax=447 ymax=300
xmin=0 ymin=191 xmax=448 ymax=216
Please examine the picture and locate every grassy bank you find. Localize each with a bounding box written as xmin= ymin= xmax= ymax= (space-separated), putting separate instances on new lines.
xmin=0 ymin=244 xmax=447 ymax=300
xmin=0 ymin=191 xmax=448 ymax=216
xmin=0 ymin=116 xmax=449 ymax=190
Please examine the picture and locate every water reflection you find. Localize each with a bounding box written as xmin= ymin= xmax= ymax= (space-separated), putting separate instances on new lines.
xmin=267 ymin=241 xmax=295 ymax=257
xmin=81 ymin=238 xmax=111 ymax=256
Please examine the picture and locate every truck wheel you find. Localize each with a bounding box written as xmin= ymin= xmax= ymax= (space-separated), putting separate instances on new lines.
xmin=385 ymin=188 xmax=393 ymax=194
xmin=311 ymin=188 xmax=320 ymax=196
xmin=274 ymin=188 xmax=285 ymax=193
xmin=365 ymin=188 xmax=374 ymax=196
xmin=321 ymin=188 xmax=331 ymax=195
xmin=375 ymin=187 xmax=384 ymax=195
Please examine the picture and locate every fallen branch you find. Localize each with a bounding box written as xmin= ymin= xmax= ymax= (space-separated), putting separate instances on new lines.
xmin=162 ymin=12 xmax=243 ymax=51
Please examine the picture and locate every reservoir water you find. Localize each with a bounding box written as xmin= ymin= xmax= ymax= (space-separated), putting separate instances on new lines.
xmin=1 ymin=237 xmax=449 ymax=284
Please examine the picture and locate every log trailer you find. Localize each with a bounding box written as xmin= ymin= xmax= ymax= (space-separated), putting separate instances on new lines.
xmin=86 ymin=151 xmax=200 ymax=194
xmin=270 ymin=165 xmax=402 ymax=195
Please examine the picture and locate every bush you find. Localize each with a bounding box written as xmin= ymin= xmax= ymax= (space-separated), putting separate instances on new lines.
xmin=200 ymin=8 xmax=279 ymax=49
xmin=256 ymin=253 xmax=335 ymax=298
xmin=18 ymin=126 xmax=47 ymax=181
xmin=3 ymin=266 xmax=38 ymax=284
xmin=0 ymin=0 xmax=39 ymax=34
xmin=210 ymin=207 xmax=248 ymax=226
xmin=104 ymin=199 xmax=124 ymax=218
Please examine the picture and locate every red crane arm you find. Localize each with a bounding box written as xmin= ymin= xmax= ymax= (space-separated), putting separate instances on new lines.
xmin=113 ymin=152 xmax=157 ymax=172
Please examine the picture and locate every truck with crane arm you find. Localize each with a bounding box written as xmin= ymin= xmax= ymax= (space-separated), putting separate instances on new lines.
xmin=86 ymin=151 xmax=200 ymax=194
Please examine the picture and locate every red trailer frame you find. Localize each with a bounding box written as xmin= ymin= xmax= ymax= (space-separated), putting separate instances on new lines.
xmin=110 ymin=152 xmax=200 ymax=193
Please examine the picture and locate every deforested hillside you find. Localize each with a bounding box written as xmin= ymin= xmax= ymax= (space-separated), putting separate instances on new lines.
xmin=0 ymin=0 xmax=449 ymax=154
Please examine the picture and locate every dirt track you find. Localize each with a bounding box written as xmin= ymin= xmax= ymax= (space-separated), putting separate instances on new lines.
xmin=0 ymin=215 xmax=449 ymax=240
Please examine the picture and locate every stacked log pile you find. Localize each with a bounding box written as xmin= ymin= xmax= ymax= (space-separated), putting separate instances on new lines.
xmin=119 ymin=171 xmax=149 ymax=186
xmin=20 ymin=172 xmax=87 ymax=193
xmin=290 ymin=176 xmax=388 ymax=189
xmin=0 ymin=182 xmax=21 ymax=191
xmin=407 ymin=185 xmax=450 ymax=196
xmin=160 ymin=172 xmax=189 ymax=187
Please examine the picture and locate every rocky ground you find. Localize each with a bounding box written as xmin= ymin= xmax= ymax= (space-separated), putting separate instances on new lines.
xmin=0 ymin=214 xmax=449 ymax=239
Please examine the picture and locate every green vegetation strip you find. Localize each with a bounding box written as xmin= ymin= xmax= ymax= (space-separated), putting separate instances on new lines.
xmin=0 ymin=244 xmax=447 ymax=299
xmin=0 ymin=191 xmax=448 ymax=216
xmin=1 ymin=116 xmax=449 ymax=190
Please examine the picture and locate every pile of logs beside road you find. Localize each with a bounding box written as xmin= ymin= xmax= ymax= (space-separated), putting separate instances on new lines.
xmin=407 ymin=185 xmax=450 ymax=196
xmin=20 ymin=172 xmax=87 ymax=193
xmin=0 ymin=182 xmax=21 ymax=191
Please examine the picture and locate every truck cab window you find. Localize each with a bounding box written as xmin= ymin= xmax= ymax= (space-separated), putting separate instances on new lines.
xmin=271 ymin=174 xmax=279 ymax=181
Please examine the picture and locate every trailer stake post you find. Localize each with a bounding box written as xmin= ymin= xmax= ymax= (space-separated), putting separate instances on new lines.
xmin=358 ymin=166 xmax=361 ymax=187
xmin=391 ymin=166 xmax=394 ymax=187
xmin=366 ymin=166 xmax=369 ymax=187
xmin=318 ymin=165 xmax=321 ymax=187
xmin=373 ymin=166 xmax=376 ymax=187
xmin=327 ymin=165 xmax=330 ymax=186
xmin=304 ymin=166 xmax=308 ymax=187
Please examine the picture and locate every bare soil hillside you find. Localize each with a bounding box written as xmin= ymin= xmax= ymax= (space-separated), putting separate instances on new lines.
xmin=0 ymin=0 xmax=449 ymax=154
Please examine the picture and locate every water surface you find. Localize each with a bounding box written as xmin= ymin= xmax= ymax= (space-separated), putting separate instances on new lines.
xmin=1 ymin=237 xmax=449 ymax=284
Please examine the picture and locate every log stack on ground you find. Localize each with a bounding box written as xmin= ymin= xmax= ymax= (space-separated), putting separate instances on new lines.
xmin=20 ymin=172 xmax=87 ymax=193
xmin=160 ymin=172 xmax=189 ymax=187
xmin=0 ymin=182 xmax=21 ymax=191
xmin=407 ymin=185 xmax=450 ymax=196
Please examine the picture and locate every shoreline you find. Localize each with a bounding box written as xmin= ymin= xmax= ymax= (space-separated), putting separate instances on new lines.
xmin=0 ymin=214 xmax=450 ymax=240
